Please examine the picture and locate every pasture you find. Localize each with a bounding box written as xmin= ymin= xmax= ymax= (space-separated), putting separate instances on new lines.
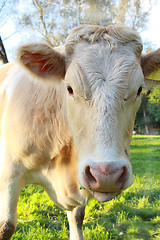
xmin=11 ymin=135 xmax=160 ymax=240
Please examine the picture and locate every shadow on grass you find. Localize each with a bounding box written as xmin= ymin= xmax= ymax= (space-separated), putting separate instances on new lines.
xmin=15 ymin=214 xmax=69 ymax=240
xmin=16 ymin=218 xmax=64 ymax=232
xmin=124 ymin=187 xmax=160 ymax=203
xmin=84 ymin=201 xmax=160 ymax=240
xmin=83 ymin=185 xmax=160 ymax=239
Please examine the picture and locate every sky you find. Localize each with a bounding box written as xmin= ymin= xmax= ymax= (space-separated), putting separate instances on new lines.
xmin=1 ymin=0 xmax=160 ymax=62
xmin=141 ymin=0 xmax=160 ymax=49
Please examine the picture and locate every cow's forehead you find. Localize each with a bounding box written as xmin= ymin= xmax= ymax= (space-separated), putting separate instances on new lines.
xmin=65 ymin=24 xmax=143 ymax=57
xmin=65 ymin=25 xmax=143 ymax=100
xmin=65 ymin=40 xmax=144 ymax=103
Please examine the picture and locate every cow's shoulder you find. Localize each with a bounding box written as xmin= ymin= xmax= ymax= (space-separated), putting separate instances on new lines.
xmin=0 ymin=62 xmax=71 ymax=169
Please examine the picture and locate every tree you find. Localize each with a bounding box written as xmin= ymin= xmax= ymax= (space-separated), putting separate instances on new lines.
xmin=135 ymin=45 xmax=160 ymax=134
xmin=0 ymin=36 xmax=8 ymax=63
xmin=0 ymin=0 xmax=19 ymax=64
xmin=135 ymin=86 xmax=160 ymax=134
xmin=134 ymin=92 xmax=151 ymax=134
xmin=18 ymin=0 xmax=154 ymax=48
xmin=18 ymin=0 xmax=116 ymax=46
xmin=0 ymin=0 xmax=9 ymax=63
xmin=142 ymin=92 xmax=150 ymax=134
xmin=82 ymin=0 xmax=115 ymax=25
xmin=115 ymin=0 xmax=153 ymax=31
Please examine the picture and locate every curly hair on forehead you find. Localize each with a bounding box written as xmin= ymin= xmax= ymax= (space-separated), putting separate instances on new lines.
xmin=65 ymin=24 xmax=143 ymax=57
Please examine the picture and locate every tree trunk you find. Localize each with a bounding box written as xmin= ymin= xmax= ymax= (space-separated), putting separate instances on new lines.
xmin=142 ymin=102 xmax=150 ymax=135
xmin=0 ymin=36 xmax=9 ymax=64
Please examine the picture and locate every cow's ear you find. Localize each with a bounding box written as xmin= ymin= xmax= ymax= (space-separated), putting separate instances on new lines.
xmin=141 ymin=49 xmax=160 ymax=87
xmin=17 ymin=43 xmax=65 ymax=82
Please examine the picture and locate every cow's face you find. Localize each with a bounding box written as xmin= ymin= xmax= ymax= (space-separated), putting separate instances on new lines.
xmin=64 ymin=29 xmax=144 ymax=201
xmin=17 ymin=25 xmax=160 ymax=202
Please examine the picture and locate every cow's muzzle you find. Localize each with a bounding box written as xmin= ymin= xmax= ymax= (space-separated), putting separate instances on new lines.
xmin=82 ymin=162 xmax=132 ymax=202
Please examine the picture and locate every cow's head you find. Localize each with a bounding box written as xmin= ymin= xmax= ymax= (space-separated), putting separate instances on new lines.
xmin=17 ymin=25 xmax=160 ymax=202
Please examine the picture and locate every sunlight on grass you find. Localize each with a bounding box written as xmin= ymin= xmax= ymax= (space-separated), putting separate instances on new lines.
xmin=11 ymin=135 xmax=160 ymax=240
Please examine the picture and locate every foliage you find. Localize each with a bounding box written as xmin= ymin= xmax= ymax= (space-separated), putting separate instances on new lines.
xmin=19 ymin=0 xmax=116 ymax=46
xmin=135 ymin=86 xmax=160 ymax=134
xmin=148 ymin=86 xmax=160 ymax=122
xmin=0 ymin=0 xmax=155 ymax=63
xmin=11 ymin=135 xmax=160 ymax=239
xmin=116 ymin=0 xmax=151 ymax=31
xmin=18 ymin=0 xmax=153 ymax=46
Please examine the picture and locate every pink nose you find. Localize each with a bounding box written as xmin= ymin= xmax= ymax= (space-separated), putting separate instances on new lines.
xmin=84 ymin=163 xmax=127 ymax=192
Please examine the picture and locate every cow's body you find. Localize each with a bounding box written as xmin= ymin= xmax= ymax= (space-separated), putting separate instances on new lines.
xmin=0 ymin=25 xmax=160 ymax=240
xmin=0 ymin=62 xmax=89 ymax=239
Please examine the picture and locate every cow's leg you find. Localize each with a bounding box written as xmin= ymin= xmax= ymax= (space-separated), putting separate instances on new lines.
xmin=0 ymin=176 xmax=23 ymax=240
xmin=0 ymin=155 xmax=24 ymax=240
xmin=67 ymin=205 xmax=85 ymax=240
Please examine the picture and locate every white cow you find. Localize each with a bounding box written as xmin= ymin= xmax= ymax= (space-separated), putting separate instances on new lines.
xmin=0 ymin=25 xmax=160 ymax=240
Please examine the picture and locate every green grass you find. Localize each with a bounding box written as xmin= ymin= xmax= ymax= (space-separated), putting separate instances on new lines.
xmin=11 ymin=135 xmax=160 ymax=240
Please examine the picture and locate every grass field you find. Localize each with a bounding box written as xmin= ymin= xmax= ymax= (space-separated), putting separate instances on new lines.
xmin=11 ymin=135 xmax=160 ymax=240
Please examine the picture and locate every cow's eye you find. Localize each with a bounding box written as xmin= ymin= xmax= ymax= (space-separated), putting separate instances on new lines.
xmin=137 ymin=86 xmax=142 ymax=96
xmin=67 ymin=85 xmax=74 ymax=95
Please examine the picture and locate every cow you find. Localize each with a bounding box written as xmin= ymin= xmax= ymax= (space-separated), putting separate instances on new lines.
xmin=0 ymin=24 xmax=160 ymax=240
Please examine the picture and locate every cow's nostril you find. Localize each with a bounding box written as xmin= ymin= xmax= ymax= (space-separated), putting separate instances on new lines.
xmin=85 ymin=166 xmax=97 ymax=186
xmin=116 ymin=166 xmax=127 ymax=187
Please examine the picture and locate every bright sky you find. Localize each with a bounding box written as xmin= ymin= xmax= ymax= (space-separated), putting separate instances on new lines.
xmin=1 ymin=0 xmax=160 ymax=62
xmin=141 ymin=0 xmax=160 ymax=49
